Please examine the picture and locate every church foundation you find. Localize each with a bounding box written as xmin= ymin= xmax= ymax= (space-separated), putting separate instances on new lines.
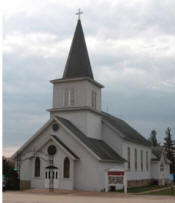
xmin=20 ymin=180 xmax=31 ymax=190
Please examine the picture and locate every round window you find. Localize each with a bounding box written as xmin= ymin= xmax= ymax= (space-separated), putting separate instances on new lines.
xmin=48 ymin=145 xmax=57 ymax=155
xmin=52 ymin=123 xmax=59 ymax=131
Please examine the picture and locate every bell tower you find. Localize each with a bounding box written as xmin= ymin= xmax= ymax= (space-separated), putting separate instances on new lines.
xmin=48 ymin=11 xmax=104 ymax=139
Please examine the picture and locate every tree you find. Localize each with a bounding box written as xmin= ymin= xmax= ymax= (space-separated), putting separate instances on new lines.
xmin=3 ymin=157 xmax=19 ymax=190
xmin=164 ymin=127 xmax=175 ymax=176
xmin=149 ymin=130 xmax=159 ymax=146
xmin=164 ymin=128 xmax=173 ymax=160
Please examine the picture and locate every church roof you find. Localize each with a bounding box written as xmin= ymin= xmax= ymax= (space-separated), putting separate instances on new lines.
xmin=56 ymin=116 xmax=126 ymax=163
xmin=51 ymin=135 xmax=79 ymax=160
xmin=102 ymin=112 xmax=151 ymax=146
xmin=151 ymin=146 xmax=163 ymax=161
xmin=63 ymin=19 xmax=94 ymax=79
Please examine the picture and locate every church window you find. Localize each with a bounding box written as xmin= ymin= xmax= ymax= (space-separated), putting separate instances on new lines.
xmin=68 ymin=90 xmax=71 ymax=105
xmin=135 ymin=149 xmax=137 ymax=170
xmin=141 ymin=150 xmax=143 ymax=171
xmin=70 ymin=88 xmax=75 ymax=105
xmin=56 ymin=171 xmax=58 ymax=179
xmin=64 ymin=88 xmax=75 ymax=106
xmin=146 ymin=151 xmax=149 ymax=171
xmin=64 ymin=157 xmax=70 ymax=178
xmin=91 ymin=90 xmax=97 ymax=109
xmin=95 ymin=92 xmax=97 ymax=108
xmin=52 ymin=123 xmax=59 ymax=131
xmin=45 ymin=172 xmax=47 ymax=179
xmin=160 ymin=163 xmax=164 ymax=171
xmin=49 ymin=171 xmax=51 ymax=179
xmin=48 ymin=145 xmax=57 ymax=156
xmin=127 ymin=147 xmax=131 ymax=170
xmin=34 ymin=157 xmax=40 ymax=177
xmin=64 ymin=88 xmax=68 ymax=106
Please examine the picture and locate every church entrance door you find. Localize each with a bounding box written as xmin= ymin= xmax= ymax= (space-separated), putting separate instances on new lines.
xmin=44 ymin=168 xmax=59 ymax=189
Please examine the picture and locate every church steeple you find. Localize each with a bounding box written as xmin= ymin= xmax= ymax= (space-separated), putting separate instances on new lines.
xmin=63 ymin=19 xmax=94 ymax=79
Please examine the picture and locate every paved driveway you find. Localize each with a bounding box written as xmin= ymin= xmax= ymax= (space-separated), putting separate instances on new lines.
xmin=3 ymin=191 xmax=175 ymax=203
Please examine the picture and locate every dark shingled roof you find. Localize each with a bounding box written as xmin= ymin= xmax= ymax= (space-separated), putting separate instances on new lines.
xmin=51 ymin=135 xmax=79 ymax=160
xmin=56 ymin=116 xmax=125 ymax=163
xmin=152 ymin=146 xmax=163 ymax=161
xmin=63 ymin=19 xmax=94 ymax=79
xmin=102 ymin=112 xmax=151 ymax=146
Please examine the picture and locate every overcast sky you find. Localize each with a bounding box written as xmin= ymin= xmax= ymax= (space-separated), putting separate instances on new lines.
xmin=3 ymin=0 xmax=175 ymax=157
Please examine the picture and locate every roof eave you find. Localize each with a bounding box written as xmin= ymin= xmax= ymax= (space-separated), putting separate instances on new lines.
xmin=151 ymin=159 xmax=160 ymax=162
xmin=50 ymin=77 xmax=104 ymax=88
xmin=51 ymin=135 xmax=79 ymax=161
xmin=124 ymin=137 xmax=151 ymax=147
xmin=47 ymin=106 xmax=103 ymax=116
xmin=99 ymin=159 xmax=126 ymax=164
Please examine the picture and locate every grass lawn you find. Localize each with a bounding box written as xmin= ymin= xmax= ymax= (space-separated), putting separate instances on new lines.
xmin=117 ymin=185 xmax=166 ymax=193
xmin=147 ymin=188 xmax=175 ymax=196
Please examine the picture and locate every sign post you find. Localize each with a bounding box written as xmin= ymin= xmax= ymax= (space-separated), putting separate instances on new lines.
xmin=124 ymin=173 xmax=127 ymax=194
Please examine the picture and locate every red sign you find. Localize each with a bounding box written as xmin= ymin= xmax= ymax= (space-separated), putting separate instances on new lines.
xmin=108 ymin=171 xmax=124 ymax=176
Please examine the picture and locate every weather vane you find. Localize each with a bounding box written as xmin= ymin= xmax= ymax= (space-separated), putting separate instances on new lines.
xmin=76 ymin=8 xmax=83 ymax=20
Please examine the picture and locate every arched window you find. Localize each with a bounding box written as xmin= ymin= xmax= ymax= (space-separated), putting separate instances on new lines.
xmin=63 ymin=157 xmax=70 ymax=178
xmin=34 ymin=157 xmax=40 ymax=177
xmin=127 ymin=147 xmax=130 ymax=170
xmin=160 ymin=163 xmax=164 ymax=172
xmin=91 ymin=90 xmax=97 ymax=109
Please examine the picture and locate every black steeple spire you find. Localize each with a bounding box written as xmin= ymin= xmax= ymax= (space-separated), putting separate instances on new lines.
xmin=63 ymin=19 xmax=94 ymax=79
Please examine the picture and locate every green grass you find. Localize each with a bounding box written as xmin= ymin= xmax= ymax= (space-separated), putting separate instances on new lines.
xmin=147 ymin=188 xmax=175 ymax=196
xmin=117 ymin=185 xmax=165 ymax=193
xmin=128 ymin=185 xmax=164 ymax=193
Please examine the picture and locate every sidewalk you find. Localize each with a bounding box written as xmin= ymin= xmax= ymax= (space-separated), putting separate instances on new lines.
xmin=22 ymin=188 xmax=77 ymax=195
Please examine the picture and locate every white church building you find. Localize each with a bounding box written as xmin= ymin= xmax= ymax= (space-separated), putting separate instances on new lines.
xmin=12 ymin=17 xmax=170 ymax=191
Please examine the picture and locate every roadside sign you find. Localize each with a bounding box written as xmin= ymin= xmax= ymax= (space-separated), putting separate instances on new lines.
xmin=108 ymin=171 xmax=124 ymax=185
xmin=105 ymin=169 xmax=127 ymax=193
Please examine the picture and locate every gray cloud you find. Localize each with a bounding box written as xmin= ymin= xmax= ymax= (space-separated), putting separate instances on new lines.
xmin=3 ymin=0 xmax=175 ymax=155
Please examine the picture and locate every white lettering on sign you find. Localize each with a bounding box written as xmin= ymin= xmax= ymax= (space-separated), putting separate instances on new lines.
xmin=108 ymin=176 xmax=123 ymax=184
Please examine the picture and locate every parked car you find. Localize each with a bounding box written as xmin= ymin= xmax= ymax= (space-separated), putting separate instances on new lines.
xmin=3 ymin=175 xmax=6 ymax=191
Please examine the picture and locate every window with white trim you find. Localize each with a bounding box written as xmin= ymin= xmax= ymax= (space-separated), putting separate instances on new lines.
xmin=141 ymin=150 xmax=143 ymax=171
xmin=70 ymin=88 xmax=75 ymax=105
xmin=34 ymin=157 xmax=40 ymax=177
xmin=128 ymin=147 xmax=131 ymax=170
xmin=135 ymin=149 xmax=137 ymax=171
xmin=160 ymin=163 xmax=164 ymax=171
xmin=146 ymin=151 xmax=149 ymax=171
xmin=64 ymin=157 xmax=70 ymax=178
xmin=64 ymin=88 xmax=68 ymax=106
xmin=64 ymin=88 xmax=75 ymax=106
xmin=91 ymin=90 xmax=97 ymax=109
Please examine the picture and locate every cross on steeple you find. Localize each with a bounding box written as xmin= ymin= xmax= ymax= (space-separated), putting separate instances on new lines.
xmin=76 ymin=9 xmax=83 ymax=20
xmin=63 ymin=13 xmax=94 ymax=79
